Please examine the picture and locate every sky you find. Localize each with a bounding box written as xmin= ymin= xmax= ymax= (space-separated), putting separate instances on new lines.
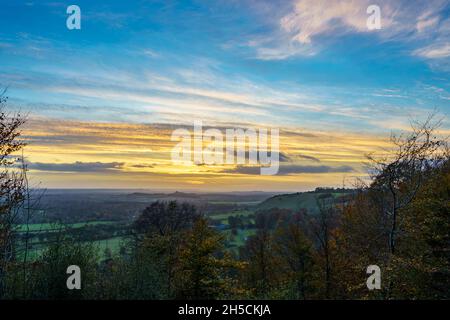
xmin=0 ymin=0 xmax=449 ymax=191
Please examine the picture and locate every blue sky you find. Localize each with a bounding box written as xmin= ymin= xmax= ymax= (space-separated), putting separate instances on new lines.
xmin=0 ymin=0 xmax=449 ymax=190
xmin=1 ymin=0 xmax=449 ymax=131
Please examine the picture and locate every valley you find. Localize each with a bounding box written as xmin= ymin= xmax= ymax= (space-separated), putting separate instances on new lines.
xmin=15 ymin=188 xmax=351 ymax=261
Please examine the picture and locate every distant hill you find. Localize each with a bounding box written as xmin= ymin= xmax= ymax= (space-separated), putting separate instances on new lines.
xmin=167 ymin=191 xmax=201 ymax=198
xmin=256 ymin=190 xmax=352 ymax=214
xmin=31 ymin=189 xmax=352 ymax=224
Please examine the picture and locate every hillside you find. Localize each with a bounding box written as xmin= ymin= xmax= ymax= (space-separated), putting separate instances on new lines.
xmin=256 ymin=190 xmax=351 ymax=214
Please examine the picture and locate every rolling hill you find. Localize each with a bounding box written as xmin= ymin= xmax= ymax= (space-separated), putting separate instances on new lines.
xmin=256 ymin=190 xmax=351 ymax=214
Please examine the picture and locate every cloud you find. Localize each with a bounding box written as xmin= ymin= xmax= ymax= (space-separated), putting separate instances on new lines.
xmin=221 ymin=164 xmax=354 ymax=175
xmin=29 ymin=161 xmax=125 ymax=172
xmin=296 ymin=154 xmax=321 ymax=162
xmin=21 ymin=118 xmax=387 ymax=189
xmin=225 ymin=150 xmax=292 ymax=162
xmin=414 ymin=43 xmax=450 ymax=59
xmin=249 ymin=0 xmax=450 ymax=60
xmin=279 ymin=152 xmax=291 ymax=162
xmin=129 ymin=163 xmax=155 ymax=168
xmin=22 ymin=118 xmax=393 ymax=173
xmin=84 ymin=11 xmax=133 ymax=29
xmin=416 ymin=15 xmax=440 ymax=33
xmin=5 ymin=51 xmax=433 ymax=130
xmin=250 ymin=36 xmax=317 ymax=60
xmin=413 ymin=15 xmax=450 ymax=68
xmin=280 ymin=0 xmax=377 ymax=44
xmin=141 ymin=49 xmax=160 ymax=58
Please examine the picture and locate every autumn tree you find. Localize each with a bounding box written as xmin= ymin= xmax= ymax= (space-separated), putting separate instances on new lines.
xmin=388 ymin=156 xmax=449 ymax=299
xmin=307 ymin=195 xmax=339 ymax=298
xmin=130 ymin=201 xmax=201 ymax=296
xmin=332 ymin=116 xmax=448 ymax=299
xmin=175 ymin=217 xmax=242 ymax=299
xmin=333 ymin=189 xmax=389 ymax=299
xmin=240 ymin=228 xmax=279 ymax=298
xmin=366 ymin=116 xmax=446 ymax=297
xmin=273 ymin=213 xmax=315 ymax=299
xmin=100 ymin=235 xmax=170 ymax=299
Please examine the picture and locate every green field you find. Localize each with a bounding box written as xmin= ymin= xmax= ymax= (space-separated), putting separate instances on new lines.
xmin=208 ymin=201 xmax=261 ymax=205
xmin=15 ymin=221 xmax=126 ymax=262
xmin=10 ymin=190 xmax=355 ymax=266
xmin=15 ymin=191 xmax=342 ymax=261
xmin=209 ymin=210 xmax=254 ymax=223
xmin=15 ymin=221 xmax=115 ymax=232
xmin=18 ymin=235 xmax=126 ymax=262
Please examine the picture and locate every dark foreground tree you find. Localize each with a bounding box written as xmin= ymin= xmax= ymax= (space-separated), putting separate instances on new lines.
xmin=273 ymin=219 xmax=315 ymax=299
xmin=0 ymin=89 xmax=26 ymax=297
xmin=128 ymin=201 xmax=202 ymax=297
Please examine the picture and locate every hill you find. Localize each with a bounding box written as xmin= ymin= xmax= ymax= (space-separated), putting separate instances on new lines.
xmin=256 ymin=190 xmax=351 ymax=214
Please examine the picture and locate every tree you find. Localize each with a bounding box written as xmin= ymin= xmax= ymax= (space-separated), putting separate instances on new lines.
xmin=133 ymin=201 xmax=200 ymax=237
xmin=367 ymin=115 xmax=444 ymax=255
xmin=240 ymin=228 xmax=278 ymax=298
xmin=273 ymin=217 xmax=315 ymax=299
xmin=0 ymin=89 xmax=26 ymax=297
xmin=101 ymin=235 xmax=169 ymax=299
xmin=174 ymin=217 xmax=241 ymax=299
xmin=3 ymin=232 xmax=98 ymax=299
xmin=131 ymin=201 xmax=202 ymax=297
xmin=331 ymin=117 xmax=448 ymax=299
xmin=366 ymin=116 xmax=446 ymax=297
xmin=390 ymin=157 xmax=450 ymax=298
xmin=333 ymin=190 xmax=389 ymax=299
xmin=307 ymin=196 xmax=339 ymax=298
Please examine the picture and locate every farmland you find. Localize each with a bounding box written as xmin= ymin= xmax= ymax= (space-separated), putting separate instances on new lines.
xmin=14 ymin=188 xmax=351 ymax=262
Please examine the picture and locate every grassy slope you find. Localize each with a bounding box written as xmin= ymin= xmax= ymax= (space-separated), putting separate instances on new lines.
xmin=256 ymin=192 xmax=318 ymax=212
xmin=256 ymin=192 xmax=347 ymax=213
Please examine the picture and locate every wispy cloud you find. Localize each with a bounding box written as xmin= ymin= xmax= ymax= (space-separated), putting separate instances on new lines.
xmin=296 ymin=154 xmax=321 ymax=162
xmin=414 ymin=43 xmax=450 ymax=59
xmin=5 ymin=61 xmax=438 ymax=133
xmin=18 ymin=117 xmax=392 ymax=190
xmin=221 ymin=164 xmax=355 ymax=175
xmin=280 ymin=0 xmax=383 ymax=44
xmin=247 ymin=0 xmax=449 ymax=60
xmin=29 ymin=161 xmax=125 ymax=172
